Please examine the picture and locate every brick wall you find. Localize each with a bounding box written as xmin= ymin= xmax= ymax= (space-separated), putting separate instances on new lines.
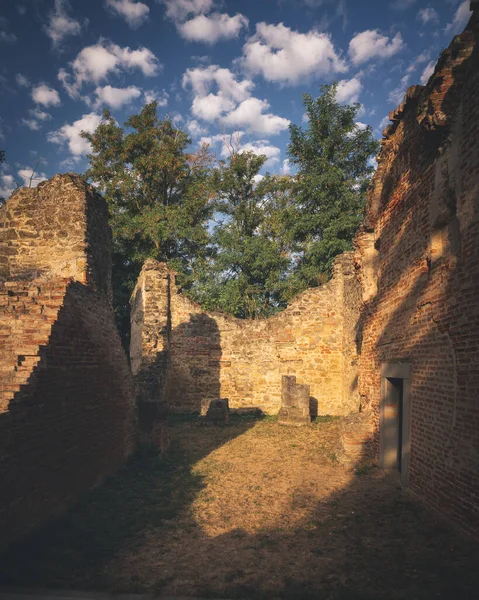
xmin=130 ymin=253 xmax=361 ymax=416
xmin=355 ymin=11 xmax=479 ymax=537
xmin=0 ymin=174 xmax=136 ymax=551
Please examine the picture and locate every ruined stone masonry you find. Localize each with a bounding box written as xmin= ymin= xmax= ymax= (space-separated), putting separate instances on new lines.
xmin=0 ymin=174 xmax=137 ymax=551
xmin=131 ymin=7 xmax=479 ymax=538
xmin=130 ymin=252 xmax=361 ymax=416
xmin=355 ymin=8 xmax=479 ymax=537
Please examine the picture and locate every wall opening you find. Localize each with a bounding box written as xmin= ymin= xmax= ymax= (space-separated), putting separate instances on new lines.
xmin=380 ymin=363 xmax=411 ymax=487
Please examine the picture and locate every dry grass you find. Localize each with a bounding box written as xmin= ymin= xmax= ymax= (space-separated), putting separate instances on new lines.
xmin=1 ymin=414 xmax=478 ymax=600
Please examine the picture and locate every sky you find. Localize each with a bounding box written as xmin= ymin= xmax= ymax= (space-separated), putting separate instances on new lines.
xmin=0 ymin=0 xmax=473 ymax=197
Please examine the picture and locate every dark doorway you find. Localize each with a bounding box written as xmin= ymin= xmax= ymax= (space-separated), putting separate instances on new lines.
xmin=380 ymin=363 xmax=411 ymax=486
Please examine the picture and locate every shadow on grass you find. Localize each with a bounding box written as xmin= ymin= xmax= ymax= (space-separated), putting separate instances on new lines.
xmin=0 ymin=413 xmax=261 ymax=591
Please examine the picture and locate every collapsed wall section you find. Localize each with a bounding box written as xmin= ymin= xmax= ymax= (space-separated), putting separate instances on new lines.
xmin=0 ymin=174 xmax=136 ymax=551
xmin=355 ymin=10 xmax=479 ymax=537
xmin=131 ymin=253 xmax=361 ymax=416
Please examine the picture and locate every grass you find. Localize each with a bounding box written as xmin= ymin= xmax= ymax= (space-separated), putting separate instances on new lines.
xmin=1 ymin=415 xmax=478 ymax=599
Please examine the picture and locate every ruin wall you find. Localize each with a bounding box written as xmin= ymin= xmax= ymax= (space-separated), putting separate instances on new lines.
xmin=355 ymin=10 xmax=479 ymax=537
xmin=131 ymin=252 xmax=361 ymax=416
xmin=0 ymin=174 xmax=136 ymax=551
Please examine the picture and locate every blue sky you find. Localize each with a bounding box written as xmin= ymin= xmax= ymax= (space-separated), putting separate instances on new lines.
xmin=0 ymin=0 xmax=473 ymax=196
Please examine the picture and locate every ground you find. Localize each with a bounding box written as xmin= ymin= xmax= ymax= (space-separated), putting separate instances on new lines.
xmin=1 ymin=414 xmax=478 ymax=600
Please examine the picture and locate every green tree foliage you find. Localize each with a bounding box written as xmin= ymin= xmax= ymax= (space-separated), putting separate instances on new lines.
xmin=286 ymin=84 xmax=380 ymax=296
xmin=190 ymin=151 xmax=293 ymax=318
xmin=82 ymin=102 xmax=214 ymax=341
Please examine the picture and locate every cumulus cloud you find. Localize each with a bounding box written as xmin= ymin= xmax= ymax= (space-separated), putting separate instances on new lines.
xmin=388 ymin=74 xmax=410 ymax=105
xmin=21 ymin=119 xmax=41 ymax=131
xmin=335 ymin=77 xmax=363 ymax=104
xmin=48 ymin=112 xmax=103 ymax=156
xmin=420 ymin=60 xmax=436 ymax=85
xmin=105 ymin=0 xmax=149 ymax=28
xmin=183 ymin=65 xmax=290 ymax=135
xmin=17 ymin=167 xmax=47 ymax=187
xmin=58 ymin=41 xmax=160 ymax=99
xmin=144 ymin=89 xmax=169 ymax=106
xmin=31 ymin=84 xmax=61 ymax=107
xmin=45 ymin=0 xmax=83 ymax=47
xmin=201 ymin=132 xmax=281 ymax=168
xmin=417 ymin=7 xmax=439 ymax=25
xmin=178 ymin=12 xmax=248 ymax=43
xmin=0 ymin=16 xmax=17 ymax=43
xmin=280 ymin=159 xmax=291 ymax=175
xmin=20 ymin=108 xmax=52 ymax=131
xmin=94 ymin=85 xmax=142 ymax=108
xmin=445 ymin=1 xmax=472 ymax=34
xmin=0 ymin=173 xmax=15 ymax=199
xmin=349 ymin=29 xmax=404 ymax=65
xmin=241 ymin=22 xmax=346 ymax=85
xmin=187 ymin=119 xmax=208 ymax=137
xmin=222 ymin=98 xmax=290 ymax=135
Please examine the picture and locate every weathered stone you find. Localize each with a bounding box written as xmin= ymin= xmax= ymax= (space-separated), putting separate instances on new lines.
xmin=0 ymin=174 xmax=137 ymax=552
xmin=278 ymin=375 xmax=311 ymax=426
xmin=201 ymin=398 xmax=229 ymax=425
xmin=130 ymin=253 xmax=361 ymax=416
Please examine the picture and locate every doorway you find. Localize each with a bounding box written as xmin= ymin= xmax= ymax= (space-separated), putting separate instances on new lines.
xmin=380 ymin=363 xmax=411 ymax=486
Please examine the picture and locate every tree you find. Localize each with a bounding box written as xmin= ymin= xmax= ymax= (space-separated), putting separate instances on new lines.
xmin=191 ymin=150 xmax=293 ymax=318
xmin=82 ymin=102 xmax=214 ymax=341
xmin=286 ymin=84 xmax=380 ymax=296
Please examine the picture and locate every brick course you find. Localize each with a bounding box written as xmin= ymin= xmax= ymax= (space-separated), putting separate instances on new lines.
xmin=0 ymin=174 xmax=136 ymax=551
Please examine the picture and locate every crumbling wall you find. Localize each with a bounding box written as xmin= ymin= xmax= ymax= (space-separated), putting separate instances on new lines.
xmin=0 ymin=174 xmax=136 ymax=551
xmin=131 ymin=252 xmax=361 ymax=416
xmin=355 ymin=10 xmax=479 ymax=537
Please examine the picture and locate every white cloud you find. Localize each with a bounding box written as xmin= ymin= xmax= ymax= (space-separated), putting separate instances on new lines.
xmin=144 ymin=89 xmax=169 ymax=106
xmin=105 ymin=0 xmax=149 ymax=28
xmin=406 ymin=51 xmax=430 ymax=75
xmin=31 ymin=84 xmax=61 ymax=107
xmin=390 ymin=0 xmax=416 ymax=10
xmin=445 ymin=1 xmax=472 ymax=34
xmin=15 ymin=73 xmax=30 ymax=87
xmin=94 ymin=85 xmax=142 ymax=108
xmin=48 ymin=112 xmax=103 ymax=156
xmin=355 ymin=122 xmax=368 ymax=130
xmin=241 ymin=22 xmax=346 ymax=85
xmin=349 ymin=30 xmax=404 ymax=65
xmin=183 ymin=65 xmax=289 ymax=135
xmin=335 ymin=77 xmax=362 ymax=104
xmin=178 ymin=12 xmax=248 ymax=44
xmin=280 ymin=159 xmax=290 ymax=175
xmin=161 ymin=0 xmax=214 ymax=21
xmin=221 ymin=98 xmax=290 ymax=135
xmin=379 ymin=115 xmax=390 ymax=132
xmin=30 ymin=108 xmax=52 ymax=121
xmin=388 ymin=74 xmax=410 ymax=105
xmin=417 ymin=7 xmax=439 ymax=25
xmin=238 ymin=140 xmax=281 ymax=168
xmin=21 ymin=119 xmax=41 ymax=131
xmin=187 ymin=119 xmax=208 ymax=137
xmin=0 ymin=174 xmax=15 ymax=199
xmin=59 ymin=41 xmax=160 ymax=99
xmin=45 ymin=0 xmax=82 ymax=47
xmin=17 ymin=167 xmax=47 ymax=187
xmin=420 ymin=60 xmax=436 ymax=85
xmin=183 ymin=65 xmax=254 ymax=102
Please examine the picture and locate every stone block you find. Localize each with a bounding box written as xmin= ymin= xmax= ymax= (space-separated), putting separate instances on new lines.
xmin=278 ymin=375 xmax=311 ymax=426
xmin=201 ymin=398 xmax=229 ymax=425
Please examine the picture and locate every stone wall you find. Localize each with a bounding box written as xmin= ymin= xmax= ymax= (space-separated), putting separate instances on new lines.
xmin=131 ymin=253 xmax=361 ymax=416
xmin=355 ymin=10 xmax=479 ymax=537
xmin=0 ymin=174 xmax=136 ymax=551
